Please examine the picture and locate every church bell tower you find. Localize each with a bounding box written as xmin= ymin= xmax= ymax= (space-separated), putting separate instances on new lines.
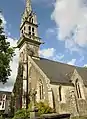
xmin=17 ymin=0 xmax=43 ymax=58
xmin=16 ymin=0 xmax=44 ymax=109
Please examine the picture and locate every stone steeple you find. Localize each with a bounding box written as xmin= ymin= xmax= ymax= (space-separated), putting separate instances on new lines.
xmin=26 ymin=0 xmax=32 ymax=14
xmin=17 ymin=0 xmax=43 ymax=109
xmin=17 ymin=0 xmax=43 ymax=58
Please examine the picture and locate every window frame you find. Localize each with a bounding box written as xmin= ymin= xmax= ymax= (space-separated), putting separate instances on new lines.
xmin=75 ymin=79 xmax=82 ymax=99
xmin=39 ymin=79 xmax=44 ymax=100
xmin=59 ymin=86 xmax=62 ymax=101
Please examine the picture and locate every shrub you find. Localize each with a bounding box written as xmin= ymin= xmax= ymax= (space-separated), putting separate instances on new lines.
xmin=0 ymin=115 xmax=4 ymax=119
xmin=12 ymin=109 xmax=29 ymax=119
xmin=35 ymin=102 xmax=55 ymax=116
xmin=13 ymin=102 xmax=55 ymax=119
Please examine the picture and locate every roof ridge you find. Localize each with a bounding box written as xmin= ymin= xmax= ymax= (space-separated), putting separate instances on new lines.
xmin=39 ymin=57 xmax=81 ymax=68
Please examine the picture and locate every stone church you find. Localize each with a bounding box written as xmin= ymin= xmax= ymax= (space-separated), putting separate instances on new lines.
xmin=12 ymin=0 xmax=87 ymax=117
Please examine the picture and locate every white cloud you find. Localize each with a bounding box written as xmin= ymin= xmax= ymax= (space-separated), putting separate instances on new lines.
xmin=7 ymin=37 xmax=17 ymax=47
xmin=67 ymin=59 xmax=76 ymax=65
xmin=39 ymin=48 xmax=65 ymax=62
xmin=51 ymin=0 xmax=87 ymax=52
xmin=39 ymin=48 xmax=56 ymax=58
xmin=53 ymin=53 xmax=64 ymax=61
xmin=0 ymin=13 xmax=11 ymax=37
xmin=83 ymin=64 xmax=87 ymax=67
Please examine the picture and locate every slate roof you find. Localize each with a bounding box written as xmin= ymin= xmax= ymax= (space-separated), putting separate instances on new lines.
xmin=76 ymin=67 xmax=87 ymax=86
xmin=34 ymin=57 xmax=87 ymax=86
xmin=34 ymin=58 xmax=75 ymax=85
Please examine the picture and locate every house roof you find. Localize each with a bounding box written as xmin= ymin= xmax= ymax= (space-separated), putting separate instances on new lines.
xmin=34 ymin=57 xmax=87 ymax=86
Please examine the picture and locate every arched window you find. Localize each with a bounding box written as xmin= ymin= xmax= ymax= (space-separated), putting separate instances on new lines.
xmin=39 ymin=79 xmax=43 ymax=100
xmin=32 ymin=27 xmax=34 ymax=32
xmin=75 ymin=79 xmax=82 ymax=98
xmin=59 ymin=86 xmax=62 ymax=101
xmin=29 ymin=32 xmax=31 ymax=35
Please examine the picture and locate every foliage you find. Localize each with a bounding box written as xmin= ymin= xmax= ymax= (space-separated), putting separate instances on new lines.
xmin=28 ymin=101 xmax=55 ymax=116
xmin=0 ymin=17 xmax=14 ymax=83
xmin=84 ymin=66 xmax=87 ymax=68
xmin=0 ymin=111 xmax=2 ymax=116
xmin=9 ymin=97 xmax=15 ymax=117
xmin=35 ymin=102 xmax=55 ymax=116
xmin=0 ymin=115 xmax=4 ymax=119
xmin=13 ymin=102 xmax=55 ymax=119
xmin=0 ymin=111 xmax=4 ymax=116
xmin=12 ymin=109 xmax=30 ymax=119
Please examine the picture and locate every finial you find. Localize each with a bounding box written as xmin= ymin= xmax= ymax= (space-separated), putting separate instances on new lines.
xmin=26 ymin=0 xmax=32 ymax=13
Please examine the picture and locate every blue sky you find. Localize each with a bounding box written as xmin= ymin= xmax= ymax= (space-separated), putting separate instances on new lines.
xmin=0 ymin=0 xmax=87 ymax=91
xmin=0 ymin=0 xmax=87 ymax=66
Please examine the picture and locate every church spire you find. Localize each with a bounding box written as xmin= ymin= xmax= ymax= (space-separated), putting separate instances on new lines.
xmin=26 ymin=0 xmax=32 ymax=14
xmin=18 ymin=0 xmax=43 ymax=57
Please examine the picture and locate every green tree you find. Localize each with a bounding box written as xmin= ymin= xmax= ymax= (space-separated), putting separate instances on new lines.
xmin=0 ymin=17 xmax=14 ymax=83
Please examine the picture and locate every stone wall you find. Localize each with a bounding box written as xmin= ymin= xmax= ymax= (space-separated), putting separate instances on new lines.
xmin=70 ymin=70 xmax=87 ymax=116
xmin=50 ymin=85 xmax=78 ymax=116
xmin=28 ymin=62 xmax=50 ymax=104
xmin=50 ymin=83 xmax=87 ymax=117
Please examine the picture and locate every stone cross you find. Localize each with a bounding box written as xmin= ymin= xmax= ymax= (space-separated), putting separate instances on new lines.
xmin=29 ymin=89 xmax=38 ymax=119
xmin=29 ymin=89 xmax=37 ymax=108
